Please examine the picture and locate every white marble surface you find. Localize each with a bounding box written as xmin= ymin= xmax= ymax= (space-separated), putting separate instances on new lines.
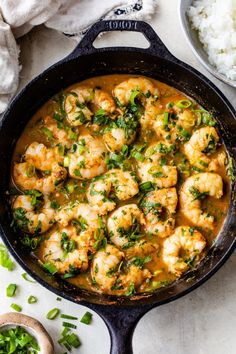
xmin=1 ymin=0 xmax=236 ymax=353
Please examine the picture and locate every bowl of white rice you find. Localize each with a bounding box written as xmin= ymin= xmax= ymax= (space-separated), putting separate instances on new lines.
xmin=179 ymin=0 xmax=236 ymax=87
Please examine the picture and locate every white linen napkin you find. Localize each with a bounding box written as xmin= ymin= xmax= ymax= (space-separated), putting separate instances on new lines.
xmin=0 ymin=0 xmax=158 ymax=113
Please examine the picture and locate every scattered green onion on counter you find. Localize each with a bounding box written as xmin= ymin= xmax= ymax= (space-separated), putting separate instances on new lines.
xmin=0 ymin=244 xmax=14 ymax=271
xmin=60 ymin=314 xmax=78 ymax=320
xmin=80 ymin=311 xmax=93 ymax=325
xmin=62 ymin=322 xmax=77 ymax=329
xmin=10 ymin=303 xmax=22 ymax=312
xmin=21 ymin=272 xmax=36 ymax=283
xmin=6 ymin=284 xmax=17 ymax=297
xmin=28 ymin=295 xmax=37 ymax=304
xmin=58 ymin=327 xmax=81 ymax=351
xmin=46 ymin=308 xmax=60 ymax=320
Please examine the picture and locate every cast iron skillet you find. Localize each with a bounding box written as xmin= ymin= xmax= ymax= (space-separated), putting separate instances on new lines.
xmin=0 ymin=20 xmax=236 ymax=354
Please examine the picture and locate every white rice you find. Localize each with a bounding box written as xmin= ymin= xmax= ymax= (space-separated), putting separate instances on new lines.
xmin=187 ymin=0 xmax=236 ymax=81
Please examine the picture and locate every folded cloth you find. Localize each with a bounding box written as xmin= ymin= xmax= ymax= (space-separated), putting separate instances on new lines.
xmin=0 ymin=0 xmax=158 ymax=114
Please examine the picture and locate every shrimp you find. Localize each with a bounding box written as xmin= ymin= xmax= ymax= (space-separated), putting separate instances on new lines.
xmin=87 ymin=178 xmax=115 ymax=215
xmin=87 ymin=169 xmax=139 ymax=215
xmin=120 ymin=265 xmax=152 ymax=293
xmin=113 ymin=77 xmax=159 ymax=106
xmin=12 ymin=194 xmax=54 ymax=234
xmin=179 ymin=172 xmax=223 ymax=229
xmin=13 ymin=161 xmax=67 ymax=194
xmin=91 ymin=244 xmax=151 ymax=294
xmin=24 ymin=142 xmax=64 ymax=171
xmin=64 ymin=87 xmax=116 ymax=126
xmin=103 ymin=127 xmax=136 ymax=152
xmin=152 ymin=109 xmax=197 ymax=143
xmin=184 ymin=127 xmax=219 ymax=170
xmin=141 ymin=97 xmax=162 ymax=129
xmin=91 ymin=244 xmax=124 ymax=292
xmin=55 ymin=202 xmax=102 ymax=229
xmin=43 ymin=116 xmax=73 ymax=148
xmin=67 ymin=134 xmax=107 ymax=179
xmin=208 ymin=151 xmax=227 ymax=172
xmin=124 ymin=240 xmax=159 ymax=259
xmin=163 ymin=226 xmax=206 ymax=276
xmin=41 ymin=226 xmax=88 ymax=274
xmin=142 ymin=188 xmax=178 ymax=237
xmin=145 ymin=141 xmax=175 ymax=161
xmin=107 ymin=204 xmax=145 ymax=248
xmin=137 ymin=142 xmax=177 ymax=187
xmin=138 ymin=162 xmax=177 ymax=188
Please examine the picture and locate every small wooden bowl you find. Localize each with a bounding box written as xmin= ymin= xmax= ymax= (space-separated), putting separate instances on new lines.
xmin=0 ymin=312 xmax=54 ymax=353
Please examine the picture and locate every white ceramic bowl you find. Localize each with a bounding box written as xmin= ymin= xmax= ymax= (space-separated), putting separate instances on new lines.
xmin=179 ymin=0 xmax=236 ymax=88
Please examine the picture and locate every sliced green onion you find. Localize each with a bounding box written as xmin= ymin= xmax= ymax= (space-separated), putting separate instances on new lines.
xmin=65 ymin=182 xmax=75 ymax=194
xmin=0 ymin=326 xmax=40 ymax=352
xmin=139 ymin=181 xmax=155 ymax=192
xmin=176 ymin=99 xmax=192 ymax=109
xmin=153 ymin=269 xmax=163 ymax=276
xmin=66 ymin=333 xmax=81 ymax=348
xmin=43 ymin=261 xmax=57 ymax=275
xmin=0 ymin=244 xmax=14 ymax=271
xmin=60 ymin=314 xmax=78 ymax=320
xmin=80 ymin=311 xmax=93 ymax=325
xmin=21 ymin=272 xmax=36 ymax=283
xmin=6 ymin=283 xmax=17 ymax=297
xmin=57 ymin=297 xmax=62 ymax=301
xmin=63 ymin=156 xmax=70 ymax=167
xmin=47 ymin=308 xmax=60 ymax=320
xmin=62 ymin=322 xmax=77 ymax=329
xmin=41 ymin=127 xmax=53 ymax=139
xmin=26 ymin=164 xmax=35 ymax=178
xmin=132 ymin=151 xmax=144 ymax=162
xmin=129 ymin=89 xmax=140 ymax=105
xmin=166 ymin=101 xmax=174 ymax=109
xmin=11 ymin=303 xmax=22 ymax=312
xmin=50 ymin=200 xmax=60 ymax=209
xmin=28 ymin=295 xmax=37 ymax=304
xmin=163 ymin=112 xmax=169 ymax=129
xmin=58 ymin=327 xmax=81 ymax=350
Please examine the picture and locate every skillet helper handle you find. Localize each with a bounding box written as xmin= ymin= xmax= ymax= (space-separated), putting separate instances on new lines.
xmin=102 ymin=307 xmax=145 ymax=354
xmin=68 ymin=19 xmax=174 ymax=60
xmin=88 ymin=304 xmax=151 ymax=354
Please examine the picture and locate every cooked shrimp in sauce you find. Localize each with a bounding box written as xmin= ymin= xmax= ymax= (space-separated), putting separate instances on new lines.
xmin=10 ymin=75 xmax=231 ymax=296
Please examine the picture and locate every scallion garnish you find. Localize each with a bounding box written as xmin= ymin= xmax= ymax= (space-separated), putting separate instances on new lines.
xmin=139 ymin=181 xmax=155 ymax=192
xmin=46 ymin=308 xmax=60 ymax=320
xmin=41 ymin=127 xmax=53 ymax=140
xmin=6 ymin=283 xmax=17 ymax=297
xmin=28 ymin=295 xmax=37 ymax=304
xmin=58 ymin=327 xmax=81 ymax=350
xmin=60 ymin=314 xmax=78 ymax=320
xmin=176 ymin=99 xmax=192 ymax=109
xmin=11 ymin=303 xmax=22 ymax=312
xmin=0 ymin=244 xmax=14 ymax=271
xmin=43 ymin=261 xmax=57 ymax=275
xmin=163 ymin=112 xmax=170 ymax=131
xmin=21 ymin=272 xmax=36 ymax=283
xmin=62 ymin=322 xmax=77 ymax=329
xmin=80 ymin=311 xmax=93 ymax=325
xmin=0 ymin=326 xmax=40 ymax=352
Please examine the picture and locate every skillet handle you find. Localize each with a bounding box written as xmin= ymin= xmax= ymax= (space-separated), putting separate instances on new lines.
xmin=67 ymin=20 xmax=174 ymax=60
xmin=87 ymin=304 xmax=152 ymax=354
